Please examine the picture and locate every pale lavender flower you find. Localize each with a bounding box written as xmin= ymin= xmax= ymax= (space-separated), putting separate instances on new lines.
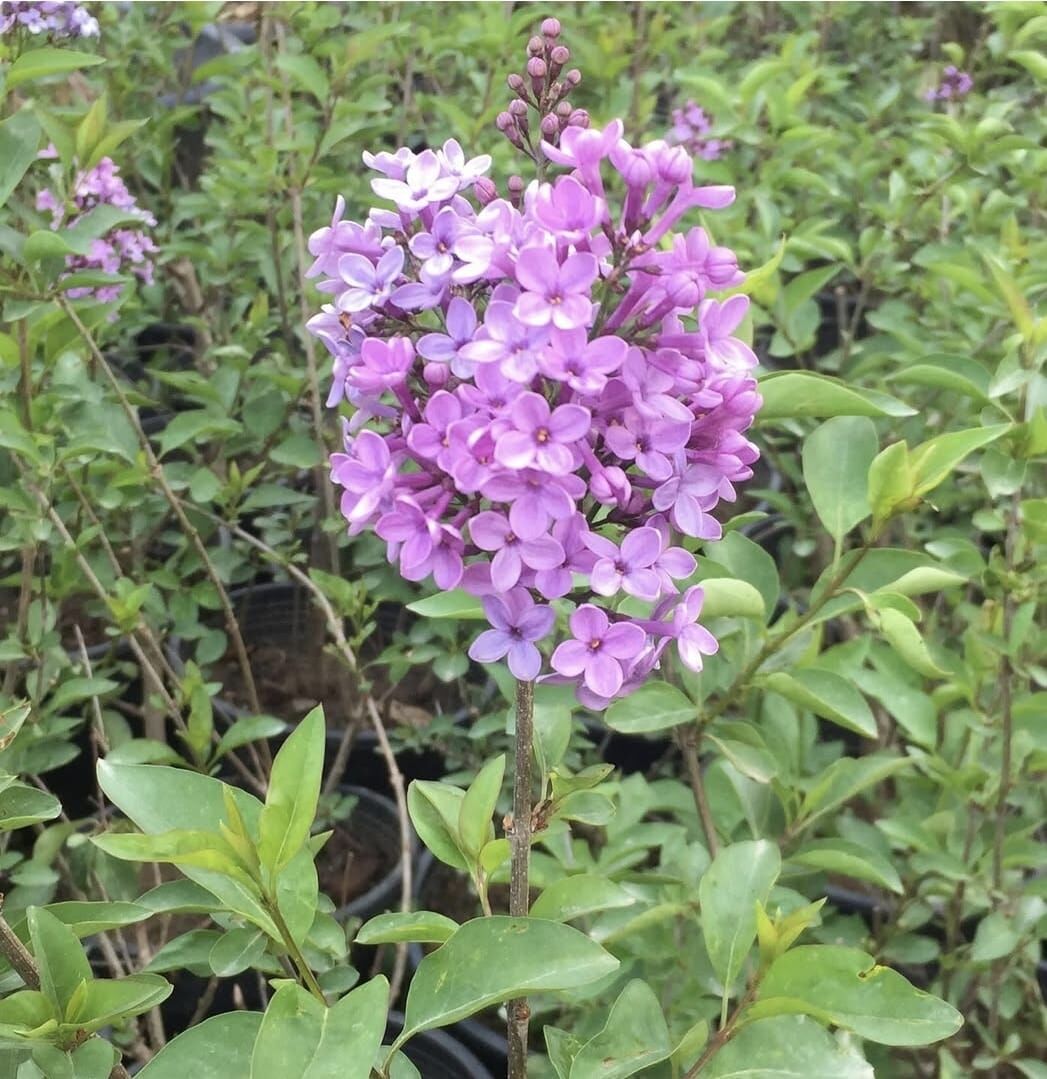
xmin=551 ymin=605 xmax=646 ymax=699
xmin=468 ymin=588 xmax=554 ymax=680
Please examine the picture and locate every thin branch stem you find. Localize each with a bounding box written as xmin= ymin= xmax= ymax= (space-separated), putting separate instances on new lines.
xmin=508 ymin=678 xmax=535 ymax=1079
xmin=679 ymin=726 xmax=719 ymax=856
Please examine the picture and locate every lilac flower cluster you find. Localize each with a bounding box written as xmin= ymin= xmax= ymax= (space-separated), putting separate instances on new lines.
xmin=667 ymin=101 xmax=732 ymax=162
xmin=37 ymin=156 xmax=157 ymax=303
xmin=308 ymin=64 xmax=760 ymax=708
xmin=0 ymin=1 xmax=99 ymax=38
xmin=924 ymin=65 xmax=973 ymax=102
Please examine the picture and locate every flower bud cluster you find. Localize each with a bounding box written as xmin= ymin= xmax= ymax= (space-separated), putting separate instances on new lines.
xmin=667 ymin=100 xmax=733 ymax=162
xmin=497 ymin=17 xmax=587 ymax=158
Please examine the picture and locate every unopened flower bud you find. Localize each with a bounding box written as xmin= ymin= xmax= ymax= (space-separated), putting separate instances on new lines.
xmin=564 ymin=68 xmax=581 ymax=87
xmin=507 ymin=174 xmax=525 ymax=209
xmin=507 ymin=73 xmax=525 ymax=93
xmin=550 ymin=44 xmax=569 ymax=66
xmin=540 ymin=113 xmax=559 ymax=138
xmin=659 ymin=145 xmax=692 ymax=185
xmin=527 ymin=35 xmax=544 ymax=56
xmin=706 ymin=246 xmax=740 ymax=285
xmin=555 ymin=100 xmax=572 ymax=119
xmin=423 ymin=362 xmax=450 ymax=389
xmin=474 ymin=176 xmax=497 ymax=205
xmin=496 ymin=111 xmax=514 ymax=132
xmin=527 ymin=56 xmax=547 ymax=80
xmin=508 ymin=98 xmax=529 ymax=118
xmin=541 ymin=17 xmax=561 ymax=37
xmin=568 ymin=108 xmax=590 ymax=128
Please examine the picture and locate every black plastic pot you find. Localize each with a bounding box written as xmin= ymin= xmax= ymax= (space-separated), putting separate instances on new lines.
xmin=327 ymin=785 xmax=408 ymax=923
xmin=407 ymin=854 xmax=510 ymax=1074
xmin=385 ymin=1010 xmax=495 ymax=1079
xmin=580 ymin=719 xmax=671 ymax=775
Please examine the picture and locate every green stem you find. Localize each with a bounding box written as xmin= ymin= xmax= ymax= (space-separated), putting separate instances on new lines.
xmin=266 ymin=896 xmax=326 ymax=1004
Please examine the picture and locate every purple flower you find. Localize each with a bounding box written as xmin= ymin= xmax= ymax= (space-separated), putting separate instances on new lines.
xmin=532 ymin=175 xmax=604 ymax=241
xmin=551 ymin=605 xmax=647 ymax=699
xmin=469 ymin=511 xmax=565 ymax=592
xmin=330 ymin=429 xmax=397 ymax=532
xmin=308 ymin=197 xmax=383 ymax=279
xmin=376 ymin=497 xmax=464 ymax=589
xmin=406 ymin=390 xmax=465 ymax=468
xmin=371 ymin=149 xmax=459 ymax=214
xmin=437 ymin=138 xmax=492 ymax=189
xmin=481 ymin=468 xmax=583 ymax=539
xmin=494 ymin=392 xmax=591 ymax=475
xmin=417 ymin=297 xmax=480 ymax=378
xmin=540 ymin=330 xmax=628 ymax=395
xmin=468 ymin=588 xmax=554 ymax=680
xmin=533 ymin=512 xmax=597 ymax=599
xmin=700 ymin=296 xmax=758 ymax=372
xmin=653 ymin=464 xmax=724 ymax=539
xmin=513 ymin=247 xmax=598 ymax=331
xmin=584 ymin=527 xmax=664 ymax=601
xmin=2 ymin=2 xmax=98 ymax=37
xmin=603 ymin=411 xmax=690 ymax=481
xmin=668 ymin=586 xmax=718 ymax=671
xmin=337 ymin=246 xmax=405 ymax=313
xmin=348 ymin=336 xmax=415 ymax=394
xmin=408 ymin=207 xmax=493 ymax=283
xmin=458 ymin=301 xmax=549 ymax=383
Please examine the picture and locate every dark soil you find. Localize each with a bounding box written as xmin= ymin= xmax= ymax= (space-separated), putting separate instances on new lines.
xmin=316 ymin=814 xmax=397 ymax=910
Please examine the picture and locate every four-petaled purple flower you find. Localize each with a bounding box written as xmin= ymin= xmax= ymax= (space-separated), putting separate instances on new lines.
xmin=495 ymin=392 xmax=591 ymax=475
xmin=468 ymin=588 xmax=555 ymax=680
xmin=337 ymin=246 xmax=405 ymax=313
xmin=551 ymin=605 xmax=647 ymax=699
xmin=514 ymin=247 xmax=598 ymax=331
xmin=469 ymin=511 xmax=565 ymax=592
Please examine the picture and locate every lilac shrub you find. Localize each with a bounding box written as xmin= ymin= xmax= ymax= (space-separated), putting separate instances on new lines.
xmin=924 ymin=64 xmax=973 ymax=102
xmin=308 ymin=20 xmax=761 ymax=706
xmin=0 ymin=1 xmax=98 ymax=38
xmin=37 ymin=155 xmax=157 ymax=303
xmin=667 ymin=100 xmax=732 ymax=161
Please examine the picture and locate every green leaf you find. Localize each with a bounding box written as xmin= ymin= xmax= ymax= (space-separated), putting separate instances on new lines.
xmin=27 ymin=908 xmax=92 ymax=1014
xmin=752 ymin=945 xmax=963 ymax=1046
xmin=0 ymin=780 xmax=61 ymax=830
xmin=876 ymin=609 xmax=948 ymax=678
xmin=790 ymin=839 xmax=902 ymax=895
xmin=137 ymin=1012 xmax=262 ymax=1077
xmin=36 ymin=901 xmax=151 ymax=937
xmin=0 ymin=700 xmax=31 ymax=750
xmin=890 ymin=355 xmax=992 ymax=403
xmin=969 ymin=911 xmax=1020 ymax=963
xmin=0 ymin=110 xmax=41 ymax=210
xmin=706 ymin=735 xmax=778 ymax=784
xmin=569 ymin=980 xmax=671 ymax=1079
xmin=758 ymin=372 xmax=914 ymax=421
xmin=249 ymin=977 xmax=388 ymax=1079
xmin=802 ymin=417 xmax=878 ymax=543
xmin=699 ymin=841 xmax=781 ymax=988
xmin=91 ymin=829 xmax=254 ymax=886
xmin=96 ymin=763 xmax=277 ymax=938
xmin=799 ymin=754 xmax=911 ymax=830
xmin=908 ymin=425 xmax=1010 ymax=498
xmin=763 ymin=669 xmax=876 ymax=738
xmin=407 ymin=780 xmax=468 ymax=870
xmin=703 ymin=532 xmax=780 ymax=620
xmin=400 ymin=917 xmax=618 ymax=1042
xmin=867 ymin=441 xmax=915 ymax=524
xmin=606 ymin=683 xmax=695 ymax=734
xmin=145 ymin=931 xmax=223 ymax=976
xmin=270 ymin=433 xmax=322 ymax=469
xmin=275 ymin=53 xmax=330 ymax=100
xmin=699 ymin=578 xmax=765 ymax=620
xmin=68 ymin=974 xmax=171 ymax=1032
xmin=355 ymin=911 xmax=458 ymax=946
xmin=458 ymin=753 xmax=503 ymax=859
xmin=702 ymin=1015 xmax=873 ymax=1078
xmin=259 ymin=706 xmax=325 ymax=876
xmin=209 ymin=928 xmax=266 ymax=977
xmin=6 ymin=48 xmax=105 ymax=89
xmin=158 ymin=411 xmax=240 ymax=457
xmin=530 ymin=875 xmax=636 ymax=922
xmin=406 ymin=590 xmax=485 ymax=619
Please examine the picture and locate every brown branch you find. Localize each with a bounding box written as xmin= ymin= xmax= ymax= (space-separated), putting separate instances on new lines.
xmin=679 ymin=727 xmax=719 ymax=857
xmin=507 ymin=678 xmax=535 ymax=1078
